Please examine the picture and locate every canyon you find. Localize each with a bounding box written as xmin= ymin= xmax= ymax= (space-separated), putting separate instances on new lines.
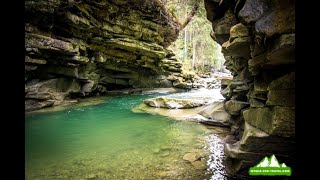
xmin=25 ymin=0 xmax=295 ymax=179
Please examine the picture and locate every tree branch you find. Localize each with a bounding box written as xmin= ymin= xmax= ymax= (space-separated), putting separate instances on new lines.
xmin=179 ymin=0 xmax=201 ymax=30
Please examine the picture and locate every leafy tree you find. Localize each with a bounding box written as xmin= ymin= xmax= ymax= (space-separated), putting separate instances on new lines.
xmin=161 ymin=0 xmax=225 ymax=74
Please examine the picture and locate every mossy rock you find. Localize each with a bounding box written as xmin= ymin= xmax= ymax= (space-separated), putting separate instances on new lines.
xmin=243 ymin=107 xmax=295 ymax=137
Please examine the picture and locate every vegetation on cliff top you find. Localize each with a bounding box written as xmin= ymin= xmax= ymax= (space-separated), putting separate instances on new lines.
xmin=160 ymin=0 xmax=225 ymax=73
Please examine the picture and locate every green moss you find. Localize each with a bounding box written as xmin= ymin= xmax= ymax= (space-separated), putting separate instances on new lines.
xmin=104 ymin=38 xmax=166 ymax=59
xmin=89 ymin=44 xmax=137 ymax=60
xmin=25 ymin=56 xmax=47 ymax=64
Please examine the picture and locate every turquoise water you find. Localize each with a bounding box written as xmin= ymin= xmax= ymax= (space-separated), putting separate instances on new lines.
xmin=25 ymin=93 xmax=226 ymax=179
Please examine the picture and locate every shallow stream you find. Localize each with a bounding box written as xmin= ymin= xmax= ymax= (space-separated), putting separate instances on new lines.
xmin=25 ymin=89 xmax=227 ymax=179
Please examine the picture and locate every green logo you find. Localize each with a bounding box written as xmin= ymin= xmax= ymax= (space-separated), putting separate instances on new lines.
xmin=249 ymin=155 xmax=291 ymax=176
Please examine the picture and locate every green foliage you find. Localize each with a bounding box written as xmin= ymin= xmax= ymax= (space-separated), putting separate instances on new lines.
xmin=164 ymin=0 xmax=225 ymax=74
xmin=160 ymin=0 xmax=199 ymax=23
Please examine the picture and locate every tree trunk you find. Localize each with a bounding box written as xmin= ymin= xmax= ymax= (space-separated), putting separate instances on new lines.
xmin=192 ymin=30 xmax=196 ymax=70
xmin=184 ymin=5 xmax=188 ymax=62
xmin=184 ymin=28 xmax=187 ymax=61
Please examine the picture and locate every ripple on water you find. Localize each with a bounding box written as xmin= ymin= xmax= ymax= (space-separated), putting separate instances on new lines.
xmin=206 ymin=134 xmax=227 ymax=180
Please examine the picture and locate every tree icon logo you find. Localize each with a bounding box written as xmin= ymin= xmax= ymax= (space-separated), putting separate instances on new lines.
xmin=249 ymin=155 xmax=291 ymax=176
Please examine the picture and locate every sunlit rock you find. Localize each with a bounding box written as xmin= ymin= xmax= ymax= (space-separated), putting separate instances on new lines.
xmin=224 ymin=100 xmax=249 ymax=115
xmin=143 ymin=97 xmax=206 ymax=109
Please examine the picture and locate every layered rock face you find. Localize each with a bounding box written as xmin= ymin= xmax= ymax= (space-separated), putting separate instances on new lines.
xmin=204 ymin=0 xmax=295 ymax=178
xmin=25 ymin=0 xmax=194 ymax=111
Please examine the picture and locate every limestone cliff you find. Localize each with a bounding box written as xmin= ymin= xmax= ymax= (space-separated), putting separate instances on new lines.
xmin=204 ymin=0 xmax=295 ymax=178
xmin=25 ymin=0 xmax=194 ymax=111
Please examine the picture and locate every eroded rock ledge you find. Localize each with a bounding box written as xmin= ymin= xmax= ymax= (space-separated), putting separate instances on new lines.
xmin=204 ymin=0 xmax=295 ymax=178
xmin=25 ymin=0 xmax=194 ymax=111
xmin=144 ymin=97 xmax=207 ymax=109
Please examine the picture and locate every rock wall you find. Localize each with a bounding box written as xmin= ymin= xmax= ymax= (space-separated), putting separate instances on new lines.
xmin=25 ymin=0 xmax=194 ymax=111
xmin=204 ymin=0 xmax=295 ymax=178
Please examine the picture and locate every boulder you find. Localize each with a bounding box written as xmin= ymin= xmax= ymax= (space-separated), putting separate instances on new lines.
xmin=173 ymin=79 xmax=192 ymax=89
xmin=143 ymin=97 xmax=206 ymax=109
xmin=196 ymin=117 xmax=230 ymax=127
xmin=238 ymin=0 xmax=270 ymax=24
xmin=211 ymin=110 xmax=231 ymax=122
xmin=224 ymin=100 xmax=249 ymax=115
xmin=255 ymin=1 xmax=295 ymax=37
xmin=196 ymin=101 xmax=231 ymax=126
xmin=198 ymin=101 xmax=224 ymax=118
xmin=81 ymin=80 xmax=97 ymax=93
xmin=229 ymin=23 xmax=250 ymax=41
xmin=213 ymin=10 xmax=238 ymax=44
xmin=222 ymin=37 xmax=252 ymax=59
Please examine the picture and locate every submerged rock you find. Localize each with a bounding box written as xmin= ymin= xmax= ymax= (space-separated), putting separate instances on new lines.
xmin=191 ymin=160 xmax=207 ymax=170
xmin=183 ymin=152 xmax=198 ymax=163
xmin=159 ymin=150 xmax=170 ymax=157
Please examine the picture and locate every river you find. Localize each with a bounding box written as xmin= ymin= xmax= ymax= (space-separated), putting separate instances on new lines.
xmin=25 ymin=89 xmax=227 ymax=179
